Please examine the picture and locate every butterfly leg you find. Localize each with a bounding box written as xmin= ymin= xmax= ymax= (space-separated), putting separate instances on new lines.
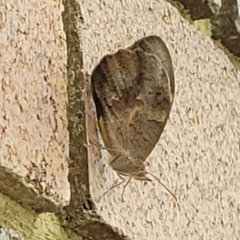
xmin=120 ymin=176 xmax=132 ymax=202
xmin=97 ymin=175 xmax=126 ymax=203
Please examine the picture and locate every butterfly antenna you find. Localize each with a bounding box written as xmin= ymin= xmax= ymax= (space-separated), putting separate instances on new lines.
xmin=121 ymin=177 xmax=132 ymax=202
xmin=148 ymin=172 xmax=177 ymax=201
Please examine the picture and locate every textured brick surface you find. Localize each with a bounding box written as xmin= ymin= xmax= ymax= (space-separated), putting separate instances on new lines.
xmin=0 ymin=0 xmax=69 ymax=209
xmin=83 ymin=1 xmax=240 ymax=239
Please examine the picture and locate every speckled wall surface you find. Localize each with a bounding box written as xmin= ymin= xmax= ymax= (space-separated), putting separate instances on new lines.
xmin=84 ymin=0 xmax=240 ymax=239
xmin=0 ymin=0 xmax=69 ymax=204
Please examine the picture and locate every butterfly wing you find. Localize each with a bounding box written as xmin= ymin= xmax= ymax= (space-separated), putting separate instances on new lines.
xmin=91 ymin=48 xmax=142 ymax=154
xmin=129 ymin=35 xmax=174 ymax=97
xmin=126 ymin=36 xmax=175 ymax=160
xmin=91 ymin=36 xmax=174 ymax=173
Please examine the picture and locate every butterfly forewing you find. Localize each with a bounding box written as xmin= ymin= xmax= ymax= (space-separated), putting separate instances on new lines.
xmin=129 ymin=35 xmax=175 ymax=95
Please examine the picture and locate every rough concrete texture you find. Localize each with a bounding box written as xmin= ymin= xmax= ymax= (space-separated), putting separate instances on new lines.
xmin=0 ymin=0 xmax=69 ymax=207
xmin=83 ymin=0 xmax=240 ymax=239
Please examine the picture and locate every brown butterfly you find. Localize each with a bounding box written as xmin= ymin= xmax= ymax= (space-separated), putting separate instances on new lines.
xmin=91 ymin=35 xmax=175 ymax=201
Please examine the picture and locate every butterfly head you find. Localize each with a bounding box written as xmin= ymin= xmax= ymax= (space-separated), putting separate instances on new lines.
xmin=109 ymin=152 xmax=151 ymax=181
